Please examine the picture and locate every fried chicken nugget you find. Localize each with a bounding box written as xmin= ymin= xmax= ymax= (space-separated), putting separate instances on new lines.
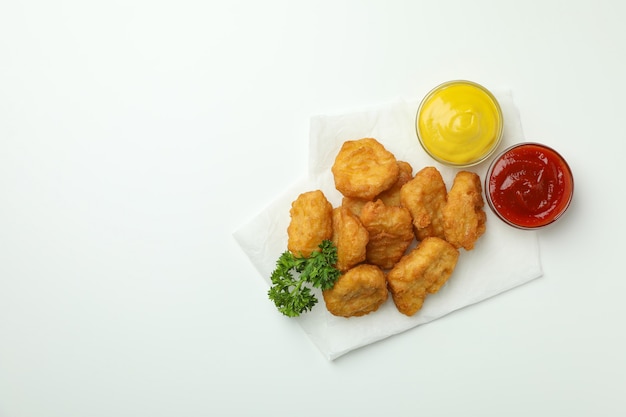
xmin=400 ymin=166 xmax=447 ymax=240
xmin=442 ymin=171 xmax=487 ymax=250
xmin=359 ymin=200 xmax=414 ymax=270
xmin=323 ymin=264 xmax=388 ymax=317
xmin=287 ymin=190 xmax=333 ymax=258
xmin=341 ymin=196 xmax=370 ymax=217
xmin=386 ymin=237 xmax=460 ymax=316
xmin=376 ymin=161 xmax=413 ymax=207
xmin=332 ymin=138 xmax=399 ymax=200
xmin=340 ymin=161 xmax=412 ymax=217
xmin=331 ymin=207 xmax=369 ymax=272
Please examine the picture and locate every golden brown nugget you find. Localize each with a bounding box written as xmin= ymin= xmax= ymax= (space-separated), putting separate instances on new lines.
xmin=376 ymin=161 xmax=413 ymax=207
xmin=359 ymin=200 xmax=414 ymax=270
xmin=386 ymin=237 xmax=459 ymax=316
xmin=400 ymin=166 xmax=447 ymax=240
xmin=341 ymin=161 xmax=412 ymax=217
xmin=341 ymin=196 xmax=370 ymax=217
xmin=443 ymin=171 xmax=487 ymax=250
xmin=332 ymin=138 xmax=399 ymax=200
xmin=287 ymin=190 xmax=333 ymax=258
xmin=331 ymin=207 xmax=369 ymax=272
xmin=323 ymin=264 xmax=388 ymax=317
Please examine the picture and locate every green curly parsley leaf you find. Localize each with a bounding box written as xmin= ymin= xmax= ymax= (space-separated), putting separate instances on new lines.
xmin=268 ymin=240 xmax=341 ymax=317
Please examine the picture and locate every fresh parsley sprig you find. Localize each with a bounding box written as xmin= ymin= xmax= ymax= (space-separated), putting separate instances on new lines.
xmin=268 ymin=240 xmax=341 ymax=317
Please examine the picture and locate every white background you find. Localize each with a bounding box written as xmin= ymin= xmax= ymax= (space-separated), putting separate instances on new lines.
xmin=1 ymin=0 xmax=624 ymax=416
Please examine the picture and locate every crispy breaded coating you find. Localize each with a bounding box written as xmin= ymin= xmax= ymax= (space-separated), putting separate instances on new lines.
xmin=323 ymin=264 xmax=388 ymax=317
xmin=332 ymin=138 xmax=399 ymax=200
xmin=331 ymin=207 xmax=369 ymax=272
xmin=443 ymin=171 xmax=487 ymax=250
xmin=359 ymin=200 xmax=414 ymax=270
xmin=341 ymin=196 xmax=370 ymax=218
xmin=376 ymin=161 xmax=413 ymax=207
xmin=400 ymin=166 xmax=447 ymax=240
xmin=287 ymin=190 xmax=333 ymax=258
xmin=386 ymin=237 xmax=459 ymax=316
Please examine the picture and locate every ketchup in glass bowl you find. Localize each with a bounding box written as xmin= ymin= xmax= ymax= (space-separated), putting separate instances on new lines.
xmin=485 ymin=142 xmax=574 ymax=229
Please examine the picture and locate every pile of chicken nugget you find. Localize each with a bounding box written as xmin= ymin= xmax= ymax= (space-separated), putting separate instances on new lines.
xmin=287 ymin=138 xmax=486 ymax=318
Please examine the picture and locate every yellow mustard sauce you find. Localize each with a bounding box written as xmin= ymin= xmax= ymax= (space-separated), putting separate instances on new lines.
xmin=416 ymin=81 xmax=502 ymax=166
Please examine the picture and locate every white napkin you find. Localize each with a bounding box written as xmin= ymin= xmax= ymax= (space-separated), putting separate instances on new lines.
xmin=234 ymin=91 xmax=543 ymax=360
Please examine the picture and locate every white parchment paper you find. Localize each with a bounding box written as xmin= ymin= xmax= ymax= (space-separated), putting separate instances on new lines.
xmin=234 ymin=91 xmax=543 ymax=360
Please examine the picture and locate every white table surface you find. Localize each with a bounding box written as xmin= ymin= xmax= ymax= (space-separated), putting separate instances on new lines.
xmin=1 ymin=1 xmax=624 ymax=416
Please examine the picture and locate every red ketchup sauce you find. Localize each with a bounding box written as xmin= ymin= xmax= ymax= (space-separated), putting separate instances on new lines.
xmin=485 ymin=143 xmax=573 ymax=229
